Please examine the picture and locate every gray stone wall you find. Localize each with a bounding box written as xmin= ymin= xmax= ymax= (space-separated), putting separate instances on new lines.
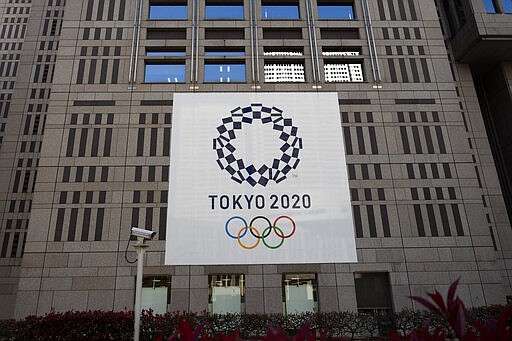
xmin=0 ymin=0 xmax=510 ymax=319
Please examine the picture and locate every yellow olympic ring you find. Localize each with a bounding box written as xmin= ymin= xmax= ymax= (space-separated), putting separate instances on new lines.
xmin=237 ymin=226 xmax=261 ymax=250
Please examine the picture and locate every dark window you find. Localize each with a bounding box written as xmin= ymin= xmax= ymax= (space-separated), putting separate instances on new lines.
xmin=137 ymin=128 xmax=145 ymax=156
xmin=54 ymin=208 xmax=65 ymax=241
xmin=354 ymin=272 xmax=393 ymax=313
xmin=205 ymin=47 xmax=245 ymax=56
xmin=263 ymin=28 xmax=302 ymax=39
xmin=414 ymin=204 xmax=425 ymax=236
xmin=320 ymin=28 xmax=359 ymax=39
xmin=95 ymin=208 xmax=104 ymax=241
xmin=147 ymin=28 xmax=187 ymax=40
xmin=146 ymin=47 xmax=186 ymax=56
xmin=81 ymin=208 xmax=91 ymax=241
xmin=205 ymin=28 xmax=244 ymax=39
xmin=159 ymin=208 xmax=167 ymax=240
xmin=353 ymin=205 xmax=363 ymax=237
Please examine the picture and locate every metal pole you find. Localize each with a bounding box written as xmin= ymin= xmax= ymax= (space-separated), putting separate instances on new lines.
xmin=133 ymin=240 xmax=148 ymax=341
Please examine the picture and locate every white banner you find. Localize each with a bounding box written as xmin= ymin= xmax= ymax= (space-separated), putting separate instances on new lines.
xmin=166 ymin=92 xmax=357 ymax=265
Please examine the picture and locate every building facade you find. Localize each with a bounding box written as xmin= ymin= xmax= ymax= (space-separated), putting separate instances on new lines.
xmin=0 ymin=0 xmax=512 ymax=319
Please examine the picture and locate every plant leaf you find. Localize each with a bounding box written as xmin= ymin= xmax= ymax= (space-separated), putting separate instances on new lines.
xmin=409 ymin=296 xmax=443 ymax=317
xmin=427 ymin=291 xmax=447 ymax=315
xmin=192 ymin=322 xmax=205 ymax=341
xmin=447 ymin=278 xmax=460 ymax=305
xmin=453 ymin=299 xmax=466 ymax=339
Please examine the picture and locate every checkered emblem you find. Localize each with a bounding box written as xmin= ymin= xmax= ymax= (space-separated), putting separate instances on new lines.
xmin=213 ymin=104 xmax=303 ymax=187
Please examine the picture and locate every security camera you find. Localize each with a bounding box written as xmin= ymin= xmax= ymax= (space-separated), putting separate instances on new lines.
xmin=131 ymin=227 xmax=156 ymax=240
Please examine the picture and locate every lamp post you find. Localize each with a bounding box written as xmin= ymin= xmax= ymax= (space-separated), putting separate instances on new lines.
xmin=131 ymin=227 xmax=156 ymax=341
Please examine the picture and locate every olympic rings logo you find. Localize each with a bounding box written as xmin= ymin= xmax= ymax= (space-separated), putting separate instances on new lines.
xmin=225 ymin=216 xmax=296 ymax=250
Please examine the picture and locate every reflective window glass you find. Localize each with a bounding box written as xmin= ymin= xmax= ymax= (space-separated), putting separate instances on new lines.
xmin=483 ymin=0 xmax=497 ymax=12
xmin=141 ymin=276 xmax=171 ymax=314
xmin=144 ymin=64 xmax=186 ymax=83
xmin=206 ymin=5 xmax=244 ymax=19
xmin=282 ymin=274 xmax=318 ymax=314
xmin=208 ymin=274 xmax=245 ymax=314
xmin=146 ymin=51 xmax=186 ymax=56
xmin=262 ymin=5 xmax=299 ymax=19
xmin=149 ymin=5 xmax=188 ymax=19
xmin=502 ymin=0 xmax=512 ymax=13
xmin=204 ymin=63 xmax=246 ymax=82
xmin=317 ymin=5 xmax=354 ymax=19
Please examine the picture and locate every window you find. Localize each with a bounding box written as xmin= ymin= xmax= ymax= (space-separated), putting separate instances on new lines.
xmin=503 ymin=0 xmax=512 ymax=12
xmin=317 ymin=1 xmax=354 ymax=19
xmin=282 ymin=274 xmax=318 ymax=314
xmin=205 ymin=47 xmax=245 ymax=56
xmin=482 ymin=0 xmax=512 ymax=13
xmin=209 ymin=274 xmax=245 ymax=314
xmin=205 ymin=28 xmax=245 ymax=39
xmin=320 ymin=28 xmax=360 ymax=39
xmin=146 ymin=28 xmax=187 ymax=40
xmin=149 ymin=3 xmax=187 ymax=19
xmin=262 ymin=1 xmax=299 ymax=19
xmin=262 ymin=28 xmax=302 ymax=39
xmin=483 ymin=0 xmax=498 ymax=12
xmin=322 ymin=47 xmax=360 ymax=56
xmin=205 ymin=1 xmax=244 ymax=19
xmin=324 ymin=62 xmax=363 ymax=82
xmin=144 ymin=63 xmax=185 ymax=82
xmin=264 ymin=62 xmax=305 ymax=82
xmin=354 ymin=272 xmax=393 ymax=313
xmin=263 ymin=47 xmax=303 ymax=56
xmin=146 ymin=47 xmax=186 ymax=56
xmin=204 ymin=62 xmax=246 ymax=82
xmin=141 ymin=275 xmax=171 ymax=314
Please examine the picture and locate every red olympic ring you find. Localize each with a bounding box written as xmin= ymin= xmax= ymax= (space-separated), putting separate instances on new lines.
xmin=272 ymin=216 xmax=296 ymax=238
